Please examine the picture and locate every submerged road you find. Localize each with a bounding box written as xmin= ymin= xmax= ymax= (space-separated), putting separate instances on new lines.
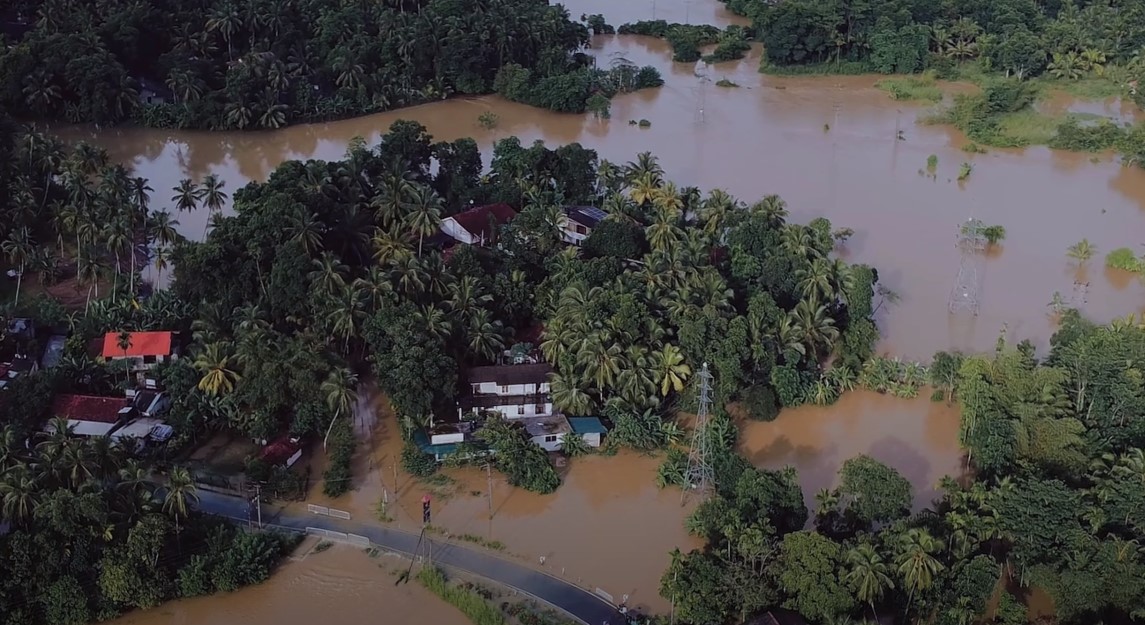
xmin=195 ymin=491 xmax=624 ymax=625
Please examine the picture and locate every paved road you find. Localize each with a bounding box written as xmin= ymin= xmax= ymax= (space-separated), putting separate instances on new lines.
xmin=195 ymin=491 xmax=624 ymax=625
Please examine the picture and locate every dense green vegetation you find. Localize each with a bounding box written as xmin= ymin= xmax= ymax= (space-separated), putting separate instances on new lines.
xmin=0 ymin=436 xmax=294 ymax=625
xmin=0 ymin=0 xmax=660 ymax=129
xmin=662 ymin=312 xmax=1145 ymax=625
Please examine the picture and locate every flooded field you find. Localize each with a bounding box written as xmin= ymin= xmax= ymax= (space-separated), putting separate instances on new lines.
xmin=106 ymin=544 xmax=471 ymax=625
xmin=737 ymin=390 xmax=964 ymax=510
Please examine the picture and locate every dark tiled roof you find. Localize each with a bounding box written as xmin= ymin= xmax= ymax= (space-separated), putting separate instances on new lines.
xmin=52 ymin=394 xmax=128 ymax=424
xmin=465 ymin=363 xmax=553 ymax=386
xmin=447 ymin=203 xmax=517 ymax=241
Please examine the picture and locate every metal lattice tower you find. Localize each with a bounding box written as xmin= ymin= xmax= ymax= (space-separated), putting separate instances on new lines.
xmin=683 ymin=363 xmax=715 ymax=502
xmin=948 ymin=218 xmax=987 ymax=315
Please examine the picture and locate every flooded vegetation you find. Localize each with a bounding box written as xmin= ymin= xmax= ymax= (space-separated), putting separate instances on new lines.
xmin=55 ymin=35 xmax=1145 ymax=360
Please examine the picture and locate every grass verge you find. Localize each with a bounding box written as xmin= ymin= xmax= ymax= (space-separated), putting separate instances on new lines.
xmin=417 ymin=566 xmax=507 ymax=625
xmin=876 ymin=73 xmax=944 ymax=102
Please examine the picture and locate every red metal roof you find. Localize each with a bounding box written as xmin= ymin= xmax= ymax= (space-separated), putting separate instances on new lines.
xmin=259 ymin=435 xmax=303 ymax=466
xmin=447 ymin=203 xmax=517 ymax=242
xmin=52 ymin=394 xmax=128 ymax=424
xmin=102 ymin=331 xmax=173 ymax=358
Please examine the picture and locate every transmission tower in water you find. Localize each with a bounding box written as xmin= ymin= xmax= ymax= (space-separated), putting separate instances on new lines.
xmin=948 ymin=218 xmax=987 ymax=315
xmin=683 ymin=363 xmax=715 ymax=503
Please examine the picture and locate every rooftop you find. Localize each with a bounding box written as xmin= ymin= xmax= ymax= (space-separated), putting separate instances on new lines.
xmin=259 ymin=435 xmax=303 ymax=466
xmin=446 ymin=203 xmax=518 ymax=242
xmin=521 ymin=415 xmax=572 ymax=438
xmin=564 ymin=205 xmax=607 ymax=228
xmin=568 ymin=416 xmax=608 ymax=435
xmin=51 ymin=394 xmax=129 ymax=424
xmin=466 ymin=363 xmax=553 ymax=386
xmin=102 ymin=331 xmax=174 ymax=359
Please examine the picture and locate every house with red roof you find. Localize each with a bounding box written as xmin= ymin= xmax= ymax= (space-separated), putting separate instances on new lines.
xmin=49 ymin=393 xmax=134 ymax=437
xmin=440 ymin=203 xmax=518 ymax=246
xmin=102 ymin=331 xmax=177 ymax=371
xmin=259 ymin=434 xmax=303 ymax=468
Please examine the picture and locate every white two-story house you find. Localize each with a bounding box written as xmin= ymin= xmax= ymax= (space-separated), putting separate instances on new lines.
xmin=457 ymin=362 xmax=554 ymax=420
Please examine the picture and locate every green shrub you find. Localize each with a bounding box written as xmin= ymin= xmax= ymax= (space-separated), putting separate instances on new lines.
xmin=401 ymin=440 xmax=438 ymax=477
xmin=322 ymin=418 xmax=355 ymax=497
xmin=743 ymin=384 xmax=781 ymax=421
xmin=417 ymin=567 xmax=507 ymax=625
xmin=1106 ymin=247 xmax=1145 ymax=273
xmin=1050 ymin=118 xmax=1124 ymax=152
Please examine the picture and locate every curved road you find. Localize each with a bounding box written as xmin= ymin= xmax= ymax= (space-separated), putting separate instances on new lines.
xmin=195 ymin=491 xmax=624 ymax=625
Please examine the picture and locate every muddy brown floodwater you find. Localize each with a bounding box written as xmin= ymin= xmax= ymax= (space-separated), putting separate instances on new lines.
xmin=47 ymin=0 xmax=1145 ymax=620
xmin=106 ymin=544 xmax=471 ymax=625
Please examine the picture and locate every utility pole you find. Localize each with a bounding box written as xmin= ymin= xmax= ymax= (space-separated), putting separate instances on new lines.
xmin=485 ymin=461 xmax=494 ymax=520
xmin=251 ymin=484 xmax=263 ymax=529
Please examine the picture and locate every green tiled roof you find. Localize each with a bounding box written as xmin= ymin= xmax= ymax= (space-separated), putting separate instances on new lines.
xmin=568 ymin=417 xmax=608 ymax=435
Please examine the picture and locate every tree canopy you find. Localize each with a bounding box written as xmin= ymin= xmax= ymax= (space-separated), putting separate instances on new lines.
xmin=0 ymin=0 xmax=661 ymax=129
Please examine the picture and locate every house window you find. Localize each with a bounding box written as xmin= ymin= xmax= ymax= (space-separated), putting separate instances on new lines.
xmin=574 ymin=224 xmax=588 ymax=235
xmin=471 ymin=383 xmax=481 ymax=394
xmin=543 ymin=435 xmax=559 ymax=443
xmin=517 ymin=405 xmax=525 ymax=415
xmin=143 ymin=355 xmax=157 ymax=365
xmin=499 ymin=385 xmax=509 ymax=394
xmin=535 ymin=404 xmax=545 ymax=414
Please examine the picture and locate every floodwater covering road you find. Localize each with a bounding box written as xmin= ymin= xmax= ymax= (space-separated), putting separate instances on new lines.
xmin=193 ymin=490 xmax=624 ymax=625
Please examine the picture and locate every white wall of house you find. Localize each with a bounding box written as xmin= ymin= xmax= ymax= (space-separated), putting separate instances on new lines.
xmin=109 ymin=354 xmax=173 ymax=371
xmin=580 ymin=432 xmax=602 ymax=448
xmin=431 ymin=431 xmax=466 ymax=445
xmin=484 ymin=401 xmax=553 ymax=419
xmin=531 ymin=432 xmax=566 ymax=452
xmin=470 ymin=381 xmax=550 ymax=395
xmin=440 ymin=218 xmax=479 ymax=245
xmin=558 ymin=215 xmax=591 ymax=245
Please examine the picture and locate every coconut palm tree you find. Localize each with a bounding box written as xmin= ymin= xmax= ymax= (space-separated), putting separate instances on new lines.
xmin=0 ymin=466 xmax=40 ymax=524
xmin=200 ymin=174 xmax=229 ymax=232
xmin=652 ymin=344 xmax=691 ymax=396
xmin=1067 ymin=239 xmax=1096 ymax=265
xmin=164 ymin=466 xmax=199 ymax=532
xmin=321 ymin=367 xmax=359 ymax=449
xmin=405 ymin=185 xmax=443 ymax=256
xmin=2 ymin=227 xmax=34 ymax=306
xmin=550 ymin=372 xmax=593 ymax=415
xmin=846 ymin=542 xmax=894 ymax=617
xmin=287 ymin=206 xmax=326 ymax=254
xmin=895 ymin=528 xmax=945 ymax=607
xmin=309 ymin=251 xmax=349 ymax=299
xmin=171 ymin=178 xmax=201 ymax=213
xmin=148 ymin=210 xmax=181 ymax=248
xmin=467 ymin=308 xmax=507 ymax=361
xmin=192 ymin=342 xmax=241 ymax=396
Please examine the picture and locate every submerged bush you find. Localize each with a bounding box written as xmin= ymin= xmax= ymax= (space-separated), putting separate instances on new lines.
xmin=1106 ymin=247 xmax=1145 ymax=273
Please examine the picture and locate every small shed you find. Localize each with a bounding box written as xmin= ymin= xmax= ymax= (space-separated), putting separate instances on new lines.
xmin=521 ymin=415 xmax=572 ymax=452
xmin=568 ymin=417 xmax=607 ymax=448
